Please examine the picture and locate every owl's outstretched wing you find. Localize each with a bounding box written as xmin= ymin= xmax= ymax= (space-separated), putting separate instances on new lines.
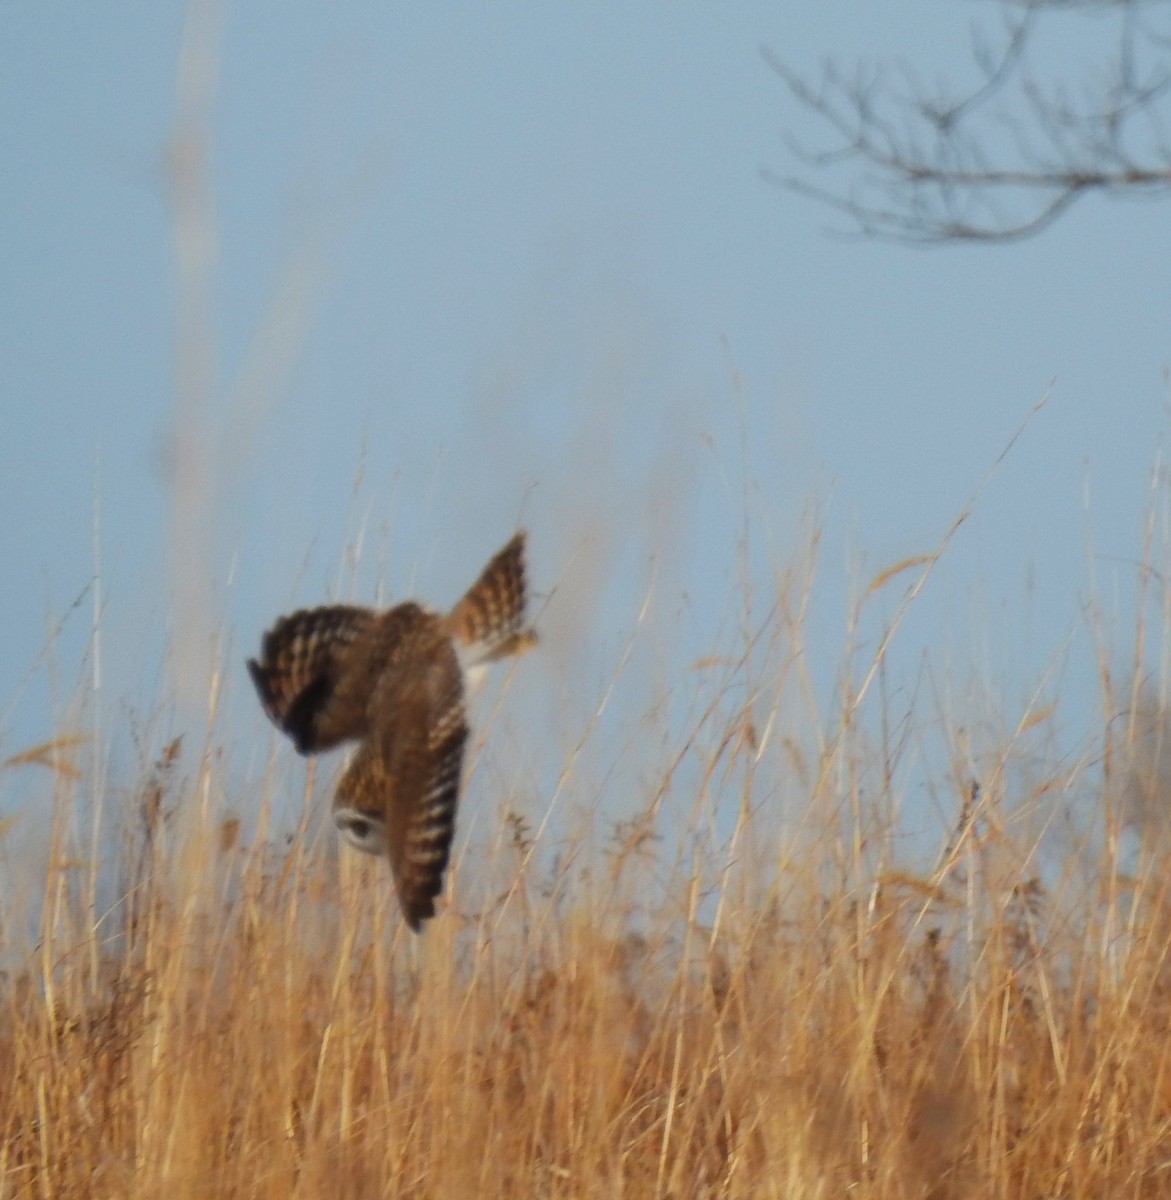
xmin=445 ymin=530 xmax=536 ymax=665
xmin=334 ymin=623 xmax=468 ymax=931
xmin=247 ymin=605 xmax=381 ymax=754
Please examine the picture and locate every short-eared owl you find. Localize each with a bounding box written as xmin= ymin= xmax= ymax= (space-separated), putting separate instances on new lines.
xmin=248 ymin=532 xmax=535 ymax=931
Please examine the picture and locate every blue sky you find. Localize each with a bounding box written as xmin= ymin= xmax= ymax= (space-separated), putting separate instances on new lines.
xmin=2 ymin=4 xmax=1169 ymax=863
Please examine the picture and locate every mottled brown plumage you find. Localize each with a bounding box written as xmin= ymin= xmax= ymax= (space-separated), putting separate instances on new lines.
xmin=248 ymin=532 xmax=535 ymax=931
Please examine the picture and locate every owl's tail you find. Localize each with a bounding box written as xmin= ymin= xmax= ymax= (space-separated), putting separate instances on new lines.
xmin=446 ymin=531 xmax=537 ymax=669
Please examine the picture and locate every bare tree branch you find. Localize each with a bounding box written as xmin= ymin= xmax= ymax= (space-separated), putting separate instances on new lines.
xmin=763 ymin=0 xmax=1171 ymax=242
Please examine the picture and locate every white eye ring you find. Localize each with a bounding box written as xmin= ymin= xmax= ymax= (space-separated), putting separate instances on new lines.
xmin=334 ymin=806 xmax=386 ymax=856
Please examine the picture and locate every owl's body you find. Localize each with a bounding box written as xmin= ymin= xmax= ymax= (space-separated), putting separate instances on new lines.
xmin=248 ymin=533 xmax=534 ymax=931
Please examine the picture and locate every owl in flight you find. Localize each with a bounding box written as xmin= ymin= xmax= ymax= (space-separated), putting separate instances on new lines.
xmin=248 ymin=532 xmax=535 ymax=931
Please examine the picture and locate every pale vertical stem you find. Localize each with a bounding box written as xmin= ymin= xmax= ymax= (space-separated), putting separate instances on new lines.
xmin=168 ymin=0 xmax=224 ymax=722
xmin=88 ymin=446 xmax=104 ymax=988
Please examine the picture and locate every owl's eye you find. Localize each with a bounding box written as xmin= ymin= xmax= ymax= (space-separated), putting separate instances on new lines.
xmin=334 ymin=808 xmax=386 ymax=855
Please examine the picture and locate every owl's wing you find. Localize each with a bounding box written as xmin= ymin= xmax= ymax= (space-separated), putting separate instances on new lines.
xmin=247 ymin=605 xmax=381 ymax=754
xmin=445 ymin=530 xmax=535 ymax=664
xmin=338 ymin=630 xmax=468 ymax=931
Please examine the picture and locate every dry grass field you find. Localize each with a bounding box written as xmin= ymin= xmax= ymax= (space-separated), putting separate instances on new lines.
xmin=6 ymin=512 xmax=1171 ymax=1200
